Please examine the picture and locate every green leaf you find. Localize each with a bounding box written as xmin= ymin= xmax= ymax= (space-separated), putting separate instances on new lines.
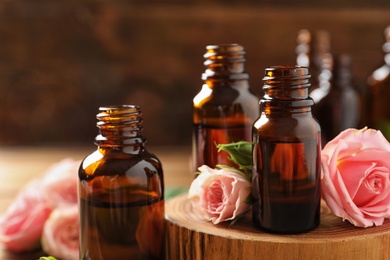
xmin=216 ymin=141 xmax=253 ymax=177
xmin=165 ymin=187 xmax=188 ymax=200
xmin=39 ymin=257 xmax=57 ymax=260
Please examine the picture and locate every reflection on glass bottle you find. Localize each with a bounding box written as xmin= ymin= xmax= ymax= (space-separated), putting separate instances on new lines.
xmin=252 ymin=66 xmax=321 ymax=234
xmin=367 ymin=25 xmax=390 ymax=140
xmin=78 ymin=105 xmax=165 ymax=260
xmin=192 ymin=44 xmax=259 ymax=173
xmin=311 ymin=54 xmax=361 ymax=144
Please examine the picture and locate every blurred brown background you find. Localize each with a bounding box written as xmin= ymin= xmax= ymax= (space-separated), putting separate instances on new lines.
xmin=0 ymin=0 xmax=389 ymax=147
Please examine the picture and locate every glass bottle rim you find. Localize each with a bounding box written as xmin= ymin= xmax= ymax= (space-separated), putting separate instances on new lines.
xmin=263 ymin=66 xmax=310 ymax=80
xmin=99 ymin=105 xmax=140 ymax=112
xmin=204 ymin=43 xmax=245 ymax=58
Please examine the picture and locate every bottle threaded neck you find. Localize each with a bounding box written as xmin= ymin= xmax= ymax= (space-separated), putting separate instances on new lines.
xmin=261 ymin=66 xmax=314 ymax=109
xmin=95 ymin=105 xmax=145 ymax=149
xmin=202 ymin=43 xmax=249 ymax=80
xmin=263 ymin=66 xmax=311 ymax=98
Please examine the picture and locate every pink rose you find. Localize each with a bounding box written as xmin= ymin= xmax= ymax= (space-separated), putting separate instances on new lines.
xmin=0 ymin=181 xmax=52 ymax=252
xmin=41 ymin=205 xmax=79 ymax=260
xmin=321 ymin=127 xmax=390 ymax=227
xmin=188 ymin=165 xmax=251 ymax=224
xmin=0 ymin=158 xmax=80 ymax=252
xmin=41 ymin=158 xmax=79 ymax=207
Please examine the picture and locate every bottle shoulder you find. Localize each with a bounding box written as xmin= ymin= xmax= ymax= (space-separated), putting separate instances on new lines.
xmin=194 ymin=88 xmax=259 ymax=107
xmin=254 ymin=114 xmax=320 ymax=139
xmin=254 ymin=113 xmax=319 ymax=124
xmin=80 ymin=149 xmax=163 ymax=177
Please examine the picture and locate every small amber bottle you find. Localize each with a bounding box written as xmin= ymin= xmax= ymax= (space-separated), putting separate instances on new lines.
xmin=192 ymin=44 xmax=259 ymax=172
xmin=78 ymin=105 xmax=165 ymax=260
xmin=252 ymin=66 xmax=321 ymax=234
xmin=367 ymin=25 xmax=390 ymax=140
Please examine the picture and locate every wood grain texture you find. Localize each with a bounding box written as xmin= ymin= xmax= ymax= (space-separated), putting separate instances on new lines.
xmin=166 ymin=194 xmax=390 ymax=260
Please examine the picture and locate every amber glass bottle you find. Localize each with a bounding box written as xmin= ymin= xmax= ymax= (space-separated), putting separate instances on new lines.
xmin=192 ymin=44 xmax=259 ymax=172
xmin=311 ymin=54 xmax=360 ymax=144
xmin=252 ymin=66 xmax=321 ymax=234
xmin=367 ymin=25 xmax=390 ymax=140
xmin=78 ymin=105 xmax=165 ymax=260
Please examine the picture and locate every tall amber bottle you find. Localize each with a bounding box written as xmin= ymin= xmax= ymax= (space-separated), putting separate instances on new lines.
xmin=252 ymin=66 xmax=321 ymax=234
xmin=78 ymin=105 xmax=165 ymax=260
xmin=311 ymin=54 xmax=361 ymax=144
xmin=192 ymin=44 xmax=259 ymax=172
xmin=367 ymin=25 xmax=390 ymax=140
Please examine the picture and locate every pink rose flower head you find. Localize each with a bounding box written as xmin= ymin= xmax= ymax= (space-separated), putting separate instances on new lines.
xmin=0 ymin=180 xmax=53 ymax=252
xmin=321 ymin=127 xmax=390 ymax=227
xmin=188 ymin=165 xmax=251 ymax=224
xmin=0 ymin=158 xmax=80 ymax=252
xmin=41 ymin=158 xmax=80 ymax=208
xmin=41 ymin=205 xmax=79 ymax=260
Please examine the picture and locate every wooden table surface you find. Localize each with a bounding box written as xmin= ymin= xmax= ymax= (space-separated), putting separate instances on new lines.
xmin=0 ymin=145 xmax=193 ymax=260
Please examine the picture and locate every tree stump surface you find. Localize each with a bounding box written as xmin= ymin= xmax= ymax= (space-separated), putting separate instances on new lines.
xmin=165 ymin=194 xmax=390 ymax=260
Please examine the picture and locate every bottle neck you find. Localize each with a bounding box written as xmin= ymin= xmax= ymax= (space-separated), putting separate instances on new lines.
xmin=95 ymin=105 xmax=146 ymax=153
xmin=203 ymin=78 xmax=250 ymax=90
xmin=263 ymin=66 xmax=311 ymax=99
xmin=202 ymin=43 xmax=249 ymax=81
xmin=261 ymin=66 xmax=314 ymax=114
xmin=332 ymin=54 xmax=353 ymax=88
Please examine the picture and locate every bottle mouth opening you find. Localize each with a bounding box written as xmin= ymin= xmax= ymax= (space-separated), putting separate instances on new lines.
xmin=97 ymin=105 xmax=141 ymax=121
xmin=263 ymin=66 xmax=310 ymax=80
xmin=204 ymin=43 xmax=245 ymax=58
xmin=98 ymin=105 xmax=140 ymax=112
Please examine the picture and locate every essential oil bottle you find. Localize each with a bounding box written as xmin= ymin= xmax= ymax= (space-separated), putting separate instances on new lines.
xmin=252 ymin=66 xmax=321 ymax=234
xmin=78 ymin=105 xmax=165 ymax=259
xmin=366 ymin=25 xmax=390 ymax=140
xmin=192 ymin=43 xmax=259 ymax=173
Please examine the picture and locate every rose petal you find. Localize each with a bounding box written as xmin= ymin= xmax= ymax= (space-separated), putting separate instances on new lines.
xmin=41 ymin=159 xmax=80 ymax=208
xmin=326 ymin=128 xmax=390 ymax=152
xmin=353 ymin=164 xmax=390 ymax=207
xmin=188 ymin=165 xmax=251 ymax=224
xmin=41 ymin=206 xmax=79 ymax=260
xmin=0 ymin=181 xmax=53 ymax=252
xmin=321 ymin=127 xmax=390 ymax=227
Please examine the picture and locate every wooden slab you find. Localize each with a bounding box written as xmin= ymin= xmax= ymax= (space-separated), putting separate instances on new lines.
xmin=165 ymin=194 xmax=390 ymax=260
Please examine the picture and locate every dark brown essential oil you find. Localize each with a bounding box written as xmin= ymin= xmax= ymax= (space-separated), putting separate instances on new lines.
xmin=193 ymin=123 xmax=253 ymax=169
xmin=252 ymin=139 xmax=320 ymax=233
xmin=252 ymin=66 xmax=321 ymax=234
xmin=192 ymin=44 xmax=259 ymax=173
xmin=79 ymin=105 xmax=165 ymax=259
